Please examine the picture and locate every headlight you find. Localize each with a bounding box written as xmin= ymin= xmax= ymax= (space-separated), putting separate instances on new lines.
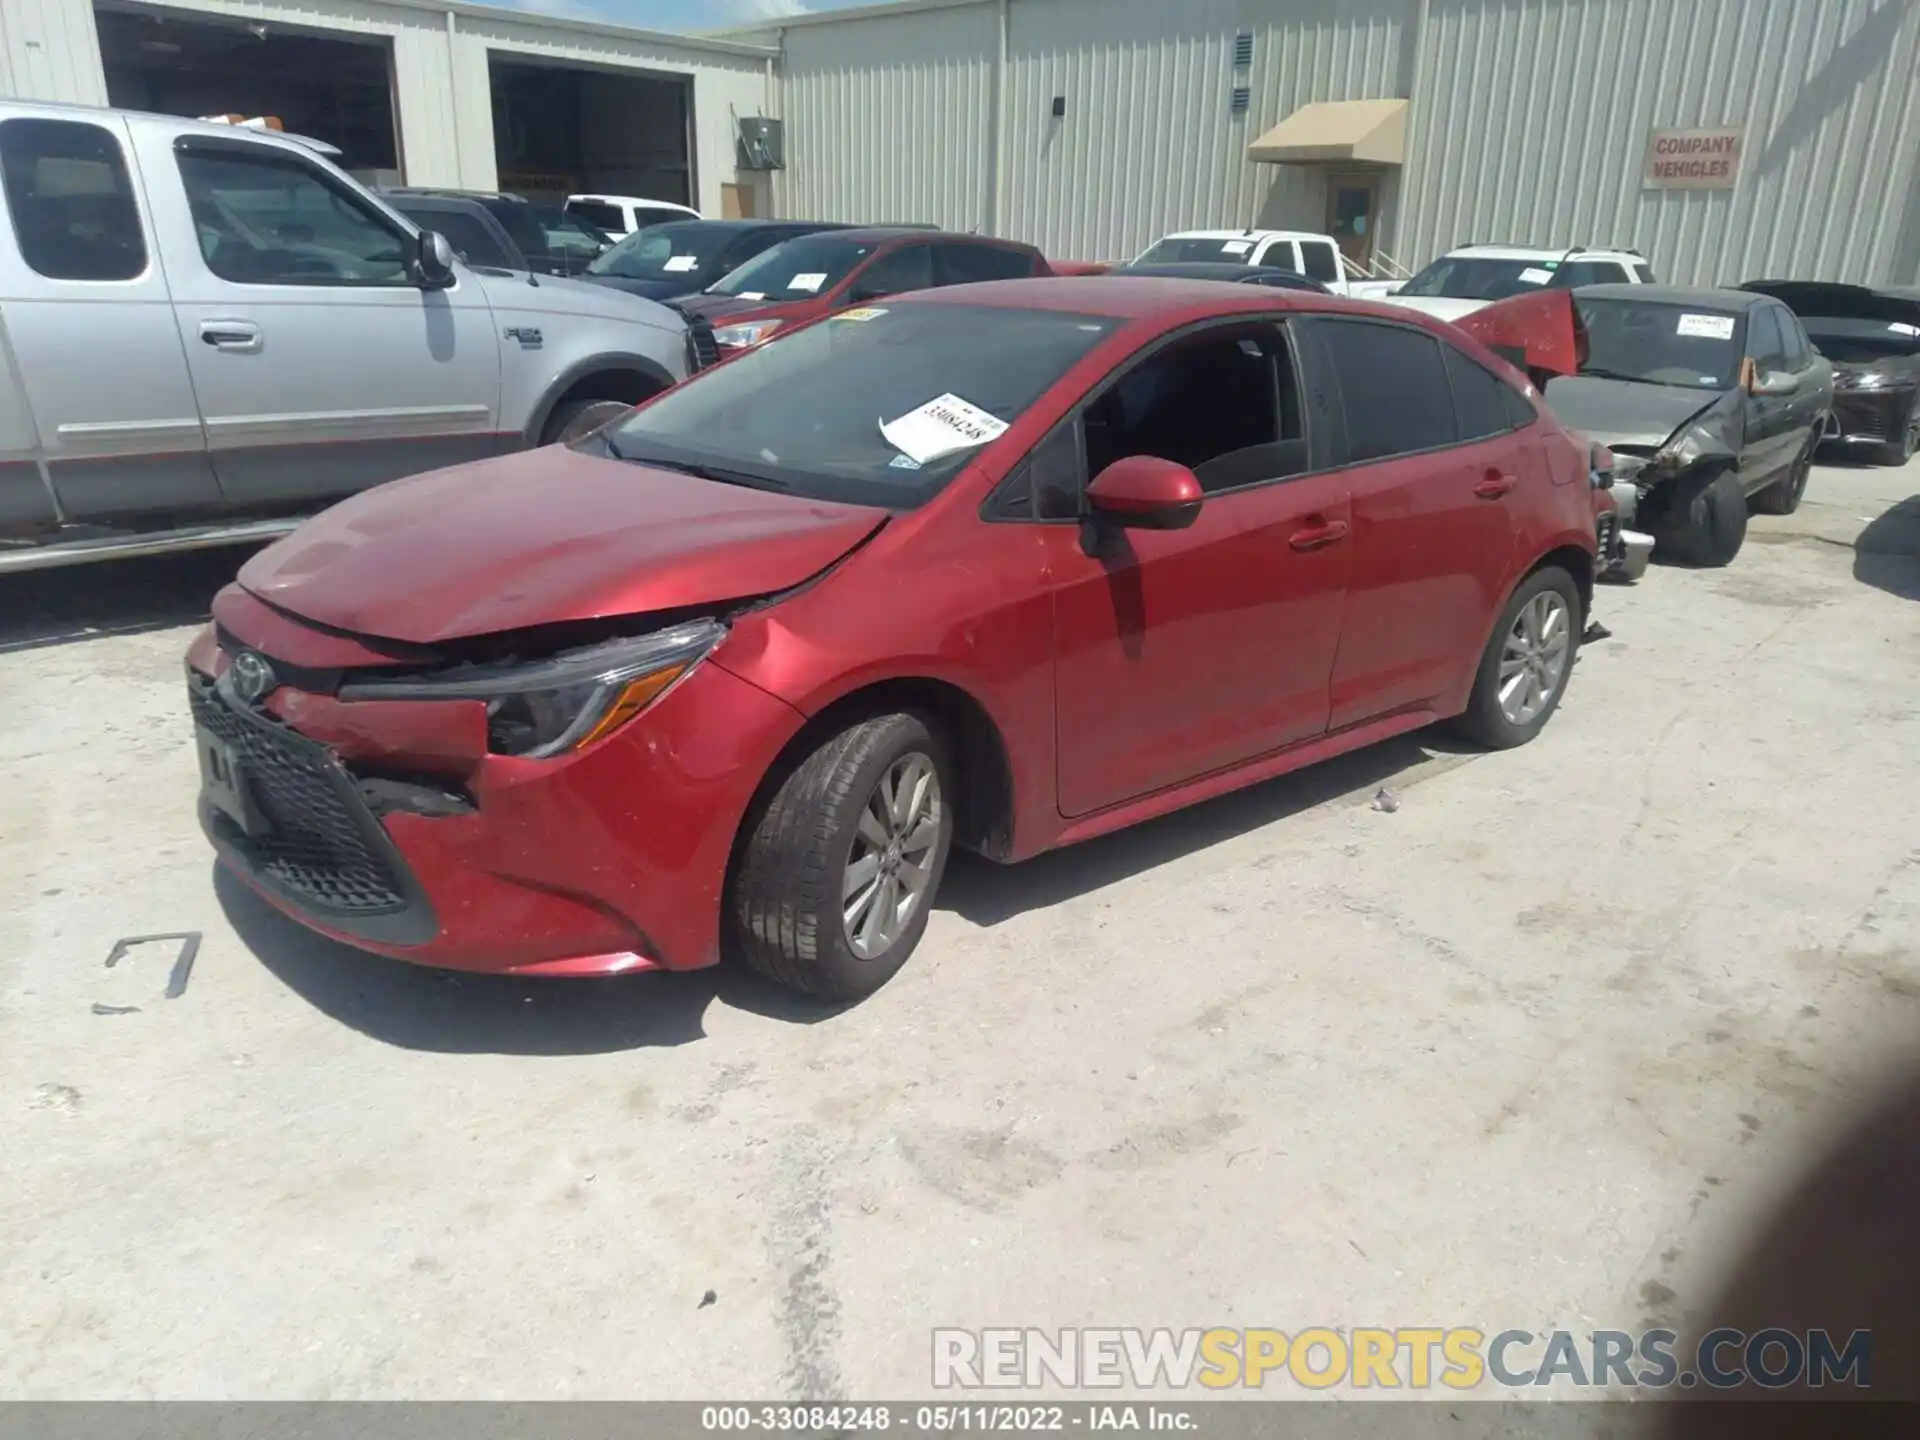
xmin=339 ymin=620 xmax=725 ymax=759
xmin=712 ymin=319 xmax=783 ymax=349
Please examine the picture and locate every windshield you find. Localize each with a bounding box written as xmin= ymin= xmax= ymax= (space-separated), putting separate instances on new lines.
xmin=1401 ymin=256 xmax=1562 ymax=300
xmin=591 ymin=222 xmax=737 ymax=280
xmin=1575 ymin=297 xmax=1746 ymax=390
xmin=708 ymin=235 xmax=880 ymax=301
xmin=1135 ymin=237 xmax=1260 ymax=265
xmin=1799 ymin=317 xmax=1920 ymax=364
xmin=603 ymin=303 xmax=1122 ymax=507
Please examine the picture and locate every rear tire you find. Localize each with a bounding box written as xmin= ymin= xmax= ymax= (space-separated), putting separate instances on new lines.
xmin=1653 ymin=468 xmax=1747 ymax=567
xmin=1750 ymin=438 xmax=1814 ymax=515
xmin=544 ymin=398 xmax=635 ymax=446
xmin=1449 ymin=565 xmax=1582 ymax=751
xmin=731 ymin=713 xmax=955 ymax=1000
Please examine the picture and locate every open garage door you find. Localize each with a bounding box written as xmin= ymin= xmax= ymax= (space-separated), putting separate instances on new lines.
xmin=95 ymin=3 xmax=400 ymax=183
xmin=489 ymin=54 xmax=692 ymax=208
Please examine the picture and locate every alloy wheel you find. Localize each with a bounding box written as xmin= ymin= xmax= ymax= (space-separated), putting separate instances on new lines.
xmin=1497 ymin=591 xmax=1572 ymax=727
xmin=843 ymin=751 xmax=943 ymax=960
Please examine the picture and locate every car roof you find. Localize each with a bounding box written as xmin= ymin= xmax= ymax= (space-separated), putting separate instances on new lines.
xmin=892 ymin=275 xmax=1392 ymax=322
xmin=822 ymin=227 xmax=1032 ymax=246
xmin=1579 ymin=283 xmax=1769 ymax=309
xmin=1158 ymin=229 xmax=1333 ymax=242
xmin=645 ymin=218 xmax=846 ymax=234
xmin=568 ymin=194 xmax=697 ymax=209
xmin=1118 ymin=261 xmax=1311 ymax=280
xmin=1448 ymin=244 xmax=1642 ymax=262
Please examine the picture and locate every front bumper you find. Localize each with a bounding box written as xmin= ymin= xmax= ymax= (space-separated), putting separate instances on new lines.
xmin=1826 ymin=389 xmax=1917 ymax=449
xmin=1594 ymin=488 xmax=1653 ymax=583
xmin=190 ymin=628 xmax=805 ymax=976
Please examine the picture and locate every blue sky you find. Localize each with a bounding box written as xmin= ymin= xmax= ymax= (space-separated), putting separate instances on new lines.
xmin=501 ymin=0 xmax=897 ymax=32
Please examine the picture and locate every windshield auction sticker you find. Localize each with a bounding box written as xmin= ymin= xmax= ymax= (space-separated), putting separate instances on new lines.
xmin=789 ymin=272 xmax=828 ymax=292
xmin=881 ymin=394 xmax=1010 ymax=465
xmin=1518 ymin=267 xmax=1554 ymax=285
xmin=1677 ymin=313 xmax=1737 ymax=340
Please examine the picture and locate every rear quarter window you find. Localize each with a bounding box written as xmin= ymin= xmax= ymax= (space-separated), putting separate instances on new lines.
xmin=0 ymin=117 xmax=147 ymax=282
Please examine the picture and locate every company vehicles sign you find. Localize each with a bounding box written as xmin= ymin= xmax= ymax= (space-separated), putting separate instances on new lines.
xmin=1645 ymin=127 xmax=1744 ymax=189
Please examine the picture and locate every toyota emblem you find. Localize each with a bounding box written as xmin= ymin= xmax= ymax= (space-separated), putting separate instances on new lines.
xmin=229 ymin=650 xmax=278 ymax=705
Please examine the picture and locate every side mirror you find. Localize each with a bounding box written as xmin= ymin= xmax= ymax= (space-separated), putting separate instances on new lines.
xmin=414 ymin=229 xmax=456 ymax=289
xmin=1085 ymin=455 xmax=1203 ymax=530
xmin=1754 ymin=368 xmax=1797 ymax=396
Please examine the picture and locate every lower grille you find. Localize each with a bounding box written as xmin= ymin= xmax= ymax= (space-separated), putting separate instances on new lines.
xmin=1832 ymin=397 xmax=1893 ymax=443
xmin=191 ymin=678 xmax=411 ymax=917
xmin=1596 ymin=511 xmax=1619 ymax=556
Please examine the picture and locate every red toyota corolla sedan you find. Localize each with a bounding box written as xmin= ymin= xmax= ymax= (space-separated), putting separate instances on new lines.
xmin=188 ymin=279 xmax=1601 ymax=999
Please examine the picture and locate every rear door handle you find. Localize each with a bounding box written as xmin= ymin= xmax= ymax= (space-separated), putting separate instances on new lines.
xmin=1474 ymin=471 xmax=1516 ymax=499
xmin=199 ymin=319 xmax=262 ymax=353
xmin=1289 ymin=518 xmax=1349 ymax=551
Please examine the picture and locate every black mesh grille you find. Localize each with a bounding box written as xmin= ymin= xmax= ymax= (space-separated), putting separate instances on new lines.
xmin=191 ymin=678 xmax=409 ymax=915
xmin=687 ymin=315 xmax=720 ymax=371
xmin=1596 ymin=511 xmax=1619 ymax=555
xmin=1834 ymin=398 xmax=1887 ymax=442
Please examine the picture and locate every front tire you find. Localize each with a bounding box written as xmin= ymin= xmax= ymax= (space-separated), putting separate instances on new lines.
xmin=1653 ymin=467 xmax=1748 ymax=567
xmin=1449 ymin=566 xmax=1581 ymax=751
xmin=731 ymin=713 xmax=955 ymax=1000
xmin=1750 ymin=437 xmax=1814 ymax=515
xmin=544 ymin=398 xmax=635 ymax=446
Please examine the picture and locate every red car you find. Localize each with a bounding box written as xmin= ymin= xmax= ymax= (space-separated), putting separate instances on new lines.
xmin=189 ymin=279 xmax=1601 ymax=1000
xmin=677 ymin=227 xmax=1050 ymax=354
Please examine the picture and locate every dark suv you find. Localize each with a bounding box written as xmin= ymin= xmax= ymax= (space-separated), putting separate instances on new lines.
xmin=382 ymin=188 xmax=611 ymax=277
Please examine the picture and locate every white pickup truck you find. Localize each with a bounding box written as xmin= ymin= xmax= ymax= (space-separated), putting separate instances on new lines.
xmin=1130 ymin=229 xmax=1370 ymax=295
xmin=0 ymin=100 xmax=704 ymax=572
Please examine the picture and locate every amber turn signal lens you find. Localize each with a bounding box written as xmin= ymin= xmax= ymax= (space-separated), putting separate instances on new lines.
xmin=574 ymin=665 xmax=689 ymax=750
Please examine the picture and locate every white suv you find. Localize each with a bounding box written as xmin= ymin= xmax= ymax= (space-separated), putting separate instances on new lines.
xmin=1379 ymin=244 xmax=1656 ymax=321
xmin=1132 ymin=229 xmax=1357 ymax=294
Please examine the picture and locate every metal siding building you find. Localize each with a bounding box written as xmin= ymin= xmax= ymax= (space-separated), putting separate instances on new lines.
xmin=758 ymin=0 xmax=1920 ymax=285
xmin=0 ymin=0 xmax=777 ymax=214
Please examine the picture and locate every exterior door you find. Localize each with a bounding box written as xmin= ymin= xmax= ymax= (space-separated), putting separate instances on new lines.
xmin=1046 ymin=321 xmax=1351 ymax=817
xmin=0 ymin=110 xmax=219 ymax=524
xmin=131 ymin=124 xmax=500 ymax=508
xmin=1326 ymin=173 xmax=1381 ymax=271
xmin=1306 ymin=318 xmax=1519 ymax=728
xmin=1742 ymin=304 xmax=1798 ymax=484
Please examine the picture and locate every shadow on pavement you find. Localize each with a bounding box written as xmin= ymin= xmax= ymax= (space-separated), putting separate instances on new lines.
xmin=1855 ymin=495 xmax=1920 ymax=601
xmin=215 ymin=864 xmax=848 ymax=1055
xmin=0 ymin=546 xmax=264 ymax=654
xmin=938 ymin=729 xmax=1458 ymax=929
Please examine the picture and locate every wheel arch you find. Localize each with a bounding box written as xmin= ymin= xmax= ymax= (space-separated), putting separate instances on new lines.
xmin=736 ymin=673 xmax=1020 ymax=866
xmin=525 ymin=353 xmax=677 ymax=447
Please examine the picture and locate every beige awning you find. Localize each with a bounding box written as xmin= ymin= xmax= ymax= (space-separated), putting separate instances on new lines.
xmin=1247 ymin=99 xmax=1407 ymax=165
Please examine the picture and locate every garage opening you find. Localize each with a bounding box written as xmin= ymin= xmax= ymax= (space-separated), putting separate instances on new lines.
xmin=94 ymin=3 xmax=400 ymax=184
xmin=488 ymin=54 xmax=692 ymax=208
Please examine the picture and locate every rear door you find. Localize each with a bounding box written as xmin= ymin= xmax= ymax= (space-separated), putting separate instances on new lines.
xmin=1771 ymin=303 xmax=1828 ymax=455
xmin=139 ymin=128 xmax=501 ymax=507
xmin=1041 ymin=318 xmax=1351 ymax=816
xmin=1304 ymin=316 xmax=1520 ymax=728
xmin=0 ymin=111 xmax=219 ymax=526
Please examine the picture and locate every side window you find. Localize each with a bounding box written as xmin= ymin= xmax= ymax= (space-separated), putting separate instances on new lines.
xmin=1777 ymin=308 xmax=1812 ymax=370
xmin=1633 ymin=262 xmax=1659 ymax=283
xmin=176 ymin=145 xmax=411 ymax=286
xmin=1259 ymin=240 xmax=1302 ymax=272
xmin=1444 ymin=345 xmax=1520 ymax=442
xmin=1501 ymin=381 xmax=1539 ymax=429
xmin=567 ymin=199 xmax=623 ymax=232
xmin=850 ymin=243 xmax=933 ymax=300
xmin=935 ymin=243 xmax=1035 ymax=285
xmin=1298 ymin=241 xmax=1341 ymax=283
xmin=410 ymin=208 xmax=510 ymax=268
xmin=1748 ymin=305 xmax=1789 ymax=375
xmin=0 ymin=117 xmax=147 ymax=282
xmin=1556 ymin=260 xmax=1632 ymax=288
xmin=1317 ymin=319 xmax=1458 ymax=462
xmin=1083 ymin=325 xmax=1305 ymax=495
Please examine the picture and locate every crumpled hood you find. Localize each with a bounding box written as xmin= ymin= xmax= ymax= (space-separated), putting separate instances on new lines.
xmin=671 ymin=291 xmax=793 ymax=325
xmin=1380 ymin=294 xmax=1492 ymax=322
xmin=238 ymin=446 xmax=886 ymax=645
xmin=1541 ymin=375 xmax=1728 ymax=450
xmin=471 ymin=269 xmax=684 ymax=334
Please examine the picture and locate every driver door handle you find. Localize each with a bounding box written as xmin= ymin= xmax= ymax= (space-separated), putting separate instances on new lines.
xmin=1474 ymin=470 xmax=1516 ymax=500
xmin=199 ymin=319 xmax=262 ymax=353
xmin=1289 ymin=518 xmax=1349 ymax=551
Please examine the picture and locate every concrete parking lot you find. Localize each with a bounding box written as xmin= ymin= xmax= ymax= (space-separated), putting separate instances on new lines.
xmin=3 ymin=460 xmax=1919 ymax=1400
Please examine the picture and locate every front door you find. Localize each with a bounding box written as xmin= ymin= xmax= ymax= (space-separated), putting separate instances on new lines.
xmin=1306 ymin=318 xmax=1520 ymax=727
xmin=1047 ymin=321 xmax=1351 ymax=818
xmin=1741 ymin=304 xmax=1799 ymax=484
xmin=133 ymin=128 xmax=501 ymax=508
xmin=1326 ymin=172 xmax=1381 ymax=272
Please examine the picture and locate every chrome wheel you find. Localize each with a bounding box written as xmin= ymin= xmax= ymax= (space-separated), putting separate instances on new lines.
xmin=842 ymin=751 xmax=942 ymax=961
xmin=1497 ymin=591 xmax=1572 ymax=727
